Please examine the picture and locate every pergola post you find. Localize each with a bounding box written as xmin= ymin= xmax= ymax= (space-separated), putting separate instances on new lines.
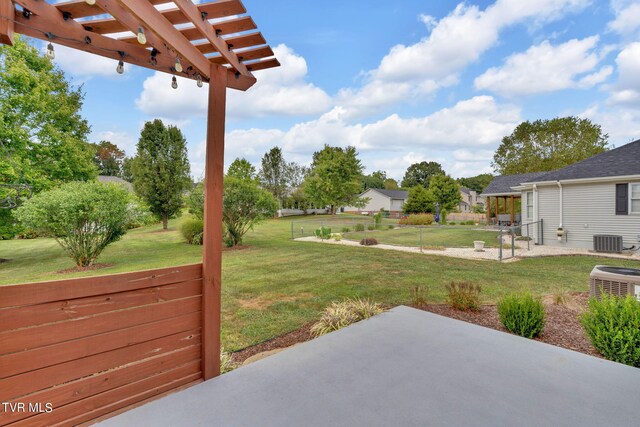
xmin=510 ymin=196 xmax=515 ymax=225
xmin=0 ymin=0 xmax=14 ymax=46
xmin=202 ymin=64 xmax=227 ymax=380
xmin=486 ymin=196 xmax=491 ymax=225
xmin=495 ymin=197 xmax=499 ymax=223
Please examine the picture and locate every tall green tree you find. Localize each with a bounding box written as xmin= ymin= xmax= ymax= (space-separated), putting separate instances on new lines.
xmin=286 ymin=162 xmax=308 ymax=188
xmin=403 ymin=186 xmax=436 ymax=214
xmin=401 ymin=161 xmax=445 ymax=188
xmin=303 ymin=145 xmax=367 ymax=214
xmin=121 ymin=157 xmax=135 ymax=182
xmin=457 ymin=173 xmax=494 ymax=193
xmin=227 ymin=158 xmax=257 ymax=182
xmin=1 ymin=37 xmax=96 ymax=237
xmin=90 ymin=140 xmax=125 ymax=176
xmin=131 ymin=120 xmax=191 ymax=230
xmin=383 ymin=178 xmax=400 ymax=190
xmin=429 ymin=175 xmax=462 ymax=210
xmin=362 ymin=171 xmax=387 ymax=190
xmin=493 ymin=117 xmax=609 ymax=175
xmin=260 ymin=147 xmax=289 ymax=203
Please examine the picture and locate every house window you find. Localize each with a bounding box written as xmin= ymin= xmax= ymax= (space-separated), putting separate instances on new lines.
xmin=525 ymin=191 xmax=534 ymax=220
xmin=632 ymin=184 xmax=640 ymax=214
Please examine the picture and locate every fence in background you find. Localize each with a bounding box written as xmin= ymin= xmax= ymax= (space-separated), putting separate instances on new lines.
xmin=0 ymin=264 xmax=204 ymax=426
xmin=498 ymin=219 xmax=543 ymax=261
xmin=446 ymin=213 xmax=486 ymax=223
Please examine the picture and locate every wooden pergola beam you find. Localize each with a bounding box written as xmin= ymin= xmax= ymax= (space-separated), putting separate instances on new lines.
xmin=173 ymin=0 xmax=251 ymax=77
xmin=0 ymin=0 xmax=14 ymax=46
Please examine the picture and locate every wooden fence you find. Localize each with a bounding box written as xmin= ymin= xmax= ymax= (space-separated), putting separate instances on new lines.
xmin=447 ymin=213 xmax=486 ymax=223
xmin=0 ymin=264 xmax=204 ymax=426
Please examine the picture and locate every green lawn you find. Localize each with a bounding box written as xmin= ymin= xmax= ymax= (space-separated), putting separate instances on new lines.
xmin=343 ymin=226 xmax=501 ymax=248
xmin=1 ymin=216 xmax=638 ymax=351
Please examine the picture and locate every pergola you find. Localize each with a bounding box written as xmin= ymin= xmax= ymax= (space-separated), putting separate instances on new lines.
xmin=0 ymin=1 xmax=278 ymax=424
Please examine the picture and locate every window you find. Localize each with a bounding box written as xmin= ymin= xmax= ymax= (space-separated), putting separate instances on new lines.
xmin=525 ymin=191 xmax=534 ymax=220
xmin=632 ymin=184 xmax=640 ymax=214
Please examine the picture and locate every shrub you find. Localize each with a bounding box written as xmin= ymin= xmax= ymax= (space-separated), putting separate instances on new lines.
xmin=388 ymin=225 xmax=395 ymax=229
xmin=181 ymin=218 xmax=204 ymax=245
xmin=373 ymin=211 xmax=383 ymax=226
xmin=341 ymin=227 xmax=351 ymax=233
xmin=497 ymin=293 xmax=545 ymax=338
xmin=15 ymin=181 xmax=129 ymax=267
xmin=360 ymin=238 xmax=378 ymax=246
xmin=332 ymin=233 xmax=342 ymax=242
xmin=125 ymin=195 xmax=157 ymax=229
xmin=399 ymin=214 xmax=434 ymax=226
xmin=354 ymin=223 xmax=365 ymax=232
xmin=367 ymin=224 xmax=375 ymax=231
xmin=314 ymin=226 xmax=332 ymax=239
xmin=446 ymin=282 xmax=481 ymax=311
xmin=581 ymin=294 xmax=640 ymax=367
xmin=465 ymin=220 xmax=476 ymax=225
xmin=410 ymin=286 xmax=429 ymax=306
xmin=311 ymin=299 xmax=384 ymax=337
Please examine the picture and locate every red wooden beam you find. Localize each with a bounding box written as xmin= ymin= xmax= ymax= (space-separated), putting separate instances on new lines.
xmin=202 ymin=63 xmax=227 ymax=380
xmin=0 ymin=0 xmax=14 ymax=46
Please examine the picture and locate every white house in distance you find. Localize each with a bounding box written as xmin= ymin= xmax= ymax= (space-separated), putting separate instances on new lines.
xmin=458 ymin=187 xmax=485 ymax=213
xmin=483 ymin=139 xmax=640 ymax=251
xmin=343 ymin=188 xmax=408 ymax=214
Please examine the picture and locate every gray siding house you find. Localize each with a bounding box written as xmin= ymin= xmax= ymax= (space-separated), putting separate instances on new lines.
xmin=344 ymin=188 xmax=408 ymax=214
xmin=486 ymin=139 xmax=640 ymax=250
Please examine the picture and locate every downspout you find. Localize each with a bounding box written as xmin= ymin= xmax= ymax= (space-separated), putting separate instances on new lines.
xmin=533 ymin=184 xmax=538 ymax=244
xmin=557 ymin=181 xmax=564 ymax=243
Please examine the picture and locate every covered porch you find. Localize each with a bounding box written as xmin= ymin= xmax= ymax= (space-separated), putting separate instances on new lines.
xmin=101 ymin=306 xmax=640 ymax=426
xmin=484 ymin=193 xmax=521 ymax=226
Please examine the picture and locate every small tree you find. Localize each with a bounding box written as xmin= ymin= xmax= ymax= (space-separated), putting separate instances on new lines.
xmin=403 ymin=186 xmax=436 ymax=214
xmin=429 ymin=175 xmax=462 ymax=211
xmin=90 ymin=140 xmax=125 ymax=177
xmin=260 ymin=147 xmax=289 ymax=203
xmin=15 ymin=181 xmax=129 ymax=267
xmin=227 ymin=158 xmax=257 ymax=182
xmin=223 ymin=176 xmax=278 ymax=246
xmin=131 ymin=120 xmax=192 ymax=229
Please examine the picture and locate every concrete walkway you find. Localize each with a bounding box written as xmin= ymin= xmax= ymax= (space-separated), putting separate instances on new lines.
xmin=296 ymin=236 xmax=640 ymax=262
xmin=101 ymin=307 xmax=640 ymax=427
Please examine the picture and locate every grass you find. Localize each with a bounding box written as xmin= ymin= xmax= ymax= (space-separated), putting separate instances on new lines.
xmin=1 ymin=215 xmax=639 ymax=352
xmin=343 ymin=225 xmax=501 ymax=248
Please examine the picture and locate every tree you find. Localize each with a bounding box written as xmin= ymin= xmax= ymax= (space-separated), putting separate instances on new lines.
xmin=227 ymin=158 xmax=257 ymax=182
xmin=457 ymin=173 xmax=494 ymax=193
xmin=260 ymin=147 xmax=289 ymax=203
xmin=303 ymin=145 xmax=367 ymax=214
xmin=493 ymin=117 xmax=609 ymax=175
xmin=401 ymin=161 xmax=445 ymax=188
xmin=15 ymin=182 xmax=129 ymax=267
xmin=362 ymin=171 xmax=386 ymax=190
xmin=121 ymin=157 xmax=135 ymax=182
xmin=429 ymin=175 xmax=462 ymax=210
xmin=131 ymin=120 xmax=191 ymax=230
xmin=383 ymin=178 xmax=399 ymax=190
xmin=403 ymin=186 xmax=436 ymax=214
xmin=90 ymin=140 xmax=125 ymax=176
xmin=286 ymin=162 xmax=308 ymax=189
xmin=223 ymin=177 xmax=278 ymax=246
xmin=1 ymin=37 xmax=96 ymax=237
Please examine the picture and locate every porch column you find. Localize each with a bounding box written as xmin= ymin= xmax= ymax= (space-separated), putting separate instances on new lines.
xmin=510 ymin=196 xmax=515 ymax=224
xmin=495 ymin=197 xmax=499 ymax=222
xmin=0 ymin=0 xmax=14 ymax=46
xmin=486 ymin=196 xmax=491 ymax=225
xmin=202 ymin=64 xmax=227 ymax=380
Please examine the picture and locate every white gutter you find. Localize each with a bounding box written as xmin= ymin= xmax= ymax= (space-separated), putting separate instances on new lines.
xmin=557 ymin=181 xmax=563 ymax=228
xmin=519 ymin=174 xmax=640 ymax=187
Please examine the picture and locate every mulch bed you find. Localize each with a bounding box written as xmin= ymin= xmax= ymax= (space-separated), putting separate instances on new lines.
xmin=56 ymin=263 xmax=114 ymax=274
xmin=230 ymin=292 xmax=600 ymax=365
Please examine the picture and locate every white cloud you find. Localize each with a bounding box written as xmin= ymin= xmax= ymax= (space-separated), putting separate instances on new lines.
xmin=608 ymin=1 xmax=640 ymax=37
xmin=135 ymin=44 xmax=331 ymax=122
xmin=608 ymin=42 xmax=640 ymax=106
xmin=474 ymin=36 xmax=610 ymax=96
xmin=579 ymin=104 xmax=640 ymax=144
xmin=51 ymin=44 xmax=120 ymax=78
xmin=336 ymin=0 xmax=591 ymax=116
xmin=92 ymin=131 xmax=137 ymax=156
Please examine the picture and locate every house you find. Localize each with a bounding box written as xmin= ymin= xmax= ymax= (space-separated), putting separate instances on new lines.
xmin=458 ymin=187 xmax=486 ymax=212
xmin=482 ymin=139 xmax=640 ymax=250
xmin=97 ymin=175 xmax=134 ymax=193
xmin=343 ymin=188 xmax=408 ymax=214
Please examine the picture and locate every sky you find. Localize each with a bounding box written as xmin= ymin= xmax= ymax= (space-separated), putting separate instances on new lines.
xmin=45 ymin=0 xmax=640 ymax=181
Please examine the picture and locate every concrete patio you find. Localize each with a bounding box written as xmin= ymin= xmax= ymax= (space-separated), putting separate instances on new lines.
xmin=101 ymin=307 xmax=640 ymax=427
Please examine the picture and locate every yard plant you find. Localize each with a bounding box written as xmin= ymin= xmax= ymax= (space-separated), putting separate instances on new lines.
xmin=581 ymin=294 xmax=640 ymax=367
xmin=446 ymin=282 xmax=481 ymax=311
xmin=15 ymin=181 xmax=129 ymax=267
xmin=360 ymin=237 xmax=378 ymax=246
xmin=181 ymin=218 xmax=204 ymax=245
xmin=311 ymin=299 xmax=384 ymax=337
xmin=399 ymin=214 xmax=435 ymax=225
xmin=497 ymin=292 xmax=546 ymax=338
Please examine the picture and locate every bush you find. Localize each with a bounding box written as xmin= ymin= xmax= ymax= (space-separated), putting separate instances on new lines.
xmin=388 ymin=225 xmax=395 ymax=229
xmin=181 ymin=218 xmax=204 ymax=245
xmin=465 ymin=220 xmax=476 ymax=225
xmin=354 ymin=223 xmax=365 ymax=232
xmin=125 ymin=195 xmax=157 ymax=229
xmin=360 ymin=238 xmax=378 ymax=246
xmin=367 ymin=224 xmax=375 ymax=231
xmin=311 ymin=299 xmax=384 ymax=337
xmin=332 ymin=233 xmax=342 ymax=242
xmin=15 ymin=181 xmax=129 ymax=267
xmin=373 ymin=211 xmax=383 ymax=226
xmin=497 ymin=293 xmax=545 ymax=338
xmin=314 ymin=226 xmax=332 ymax=239
xmin=399 ymin=214 xmax=434 ymax=226
xmin=446 ymin=282 xmax=481 ymax=311
xmin=410 ymin=286 xmax=429 ymax=306
xmin=581 ymin=294 xmax=640 ymax=367
xmin=341 ymin=227 xmax=351 ymax=233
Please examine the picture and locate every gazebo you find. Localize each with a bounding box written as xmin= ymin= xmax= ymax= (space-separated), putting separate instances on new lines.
xmin=0 ymin=1 xmax=278 ymax=425
xmin=481 ymin=172 xmax=548 ymax=226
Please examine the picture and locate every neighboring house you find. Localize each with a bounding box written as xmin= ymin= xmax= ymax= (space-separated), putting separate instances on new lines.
xmin=458 ymin=187 xmax=486 ymax=212
xmin=482 ymin=139 xmax=640 ymax=250
xmin=343 ymin=188 xmax=408 ymax=214
xmin=97 ymin=175 xmax=134 ymax=193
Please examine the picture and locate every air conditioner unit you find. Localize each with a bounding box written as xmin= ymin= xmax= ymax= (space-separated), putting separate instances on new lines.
xmin=590 ymin=265 xmax=640 ymax=301
xmin=593 ymin=235 xmax=623 ymax=253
